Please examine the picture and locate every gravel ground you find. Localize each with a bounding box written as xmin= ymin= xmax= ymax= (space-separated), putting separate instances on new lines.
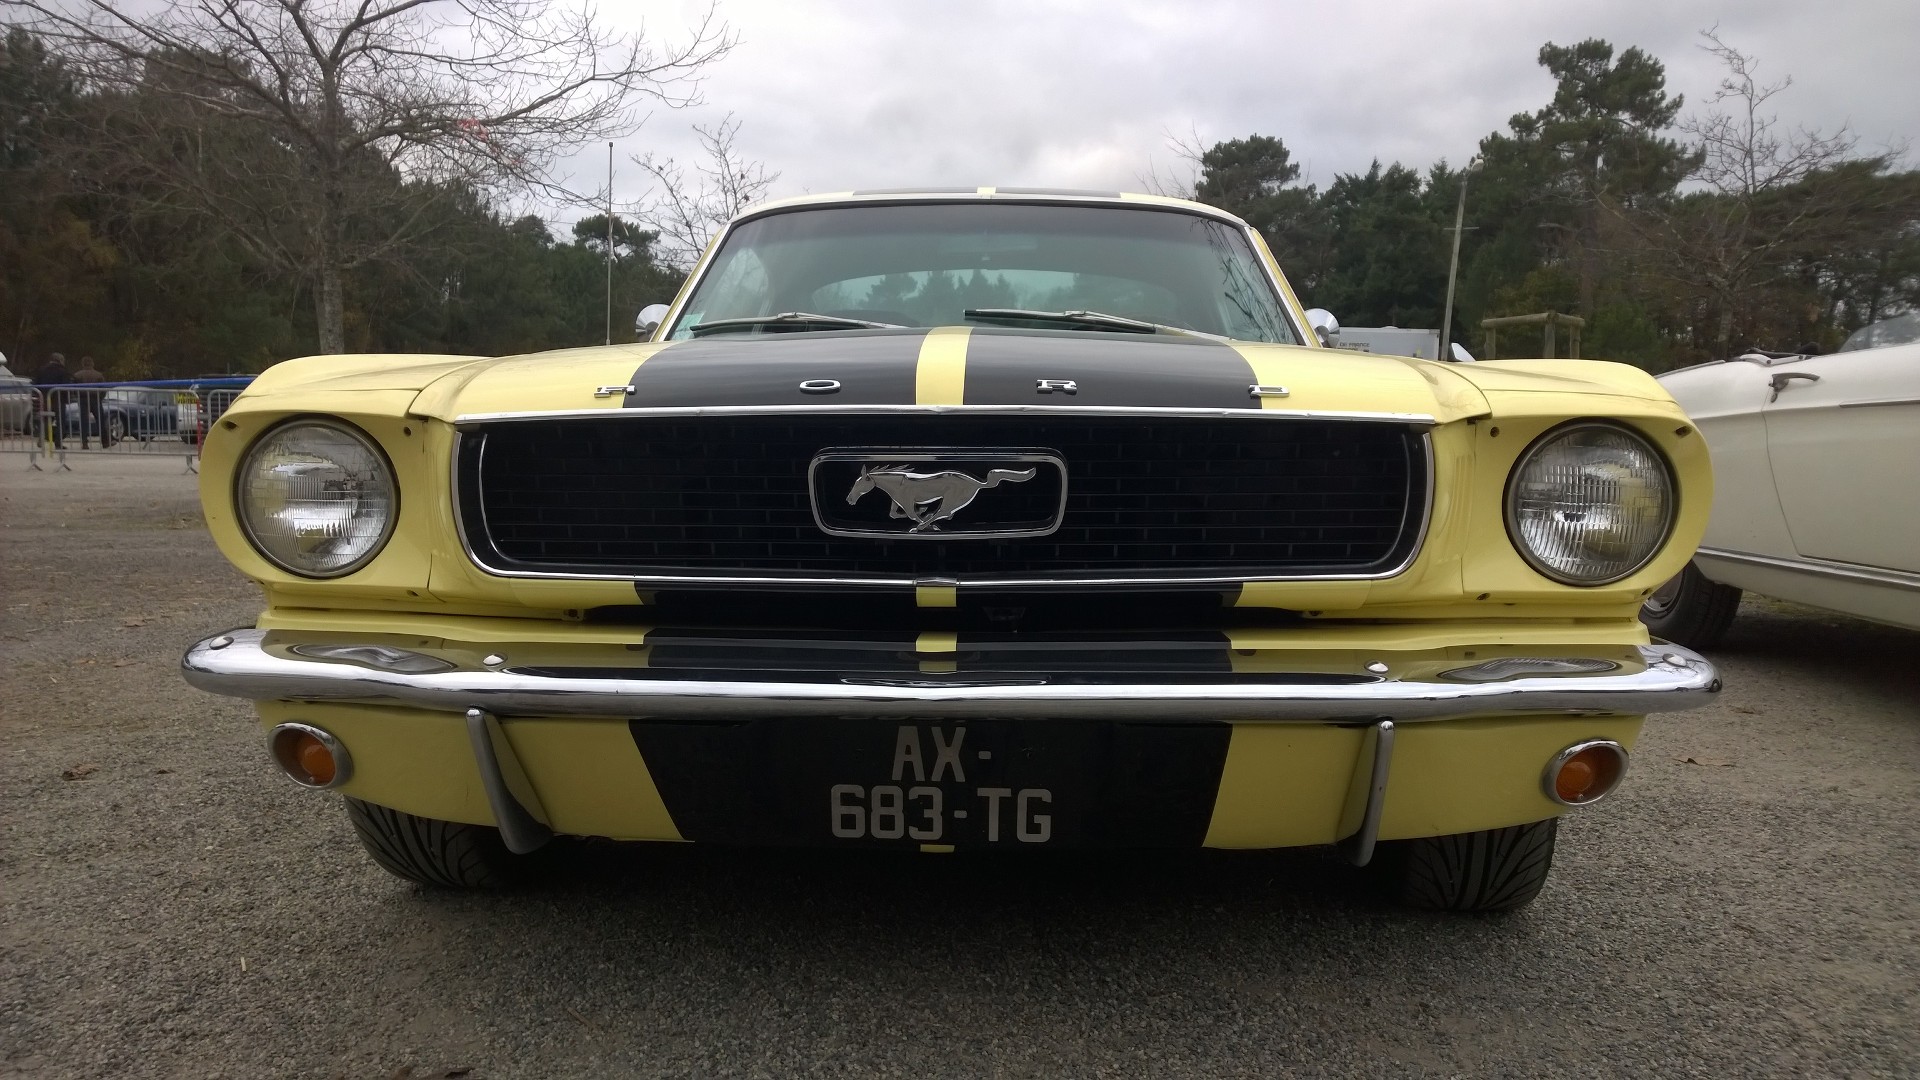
xmin=2 ymin=456 xmax=1916 ymax=1079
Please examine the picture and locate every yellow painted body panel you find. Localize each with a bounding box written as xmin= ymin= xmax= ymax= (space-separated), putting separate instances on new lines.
xmin=240 ymin=353 xmax=487 ymax=394
xmin=1378 ymin=716 xmax=1643 ymax=841
xmin=408 ymin=342 xmax=670 ymax=419
xmin=1203 ymin=715 xmax=1643 ymax=848
xmin=260 ymin=701 xmax=497 ymax=827
xmin=1203 ymin=725 xmax=1369 ymax=848
xmin=504 ymin=718 xmax=683 ymax=840
xmin=915 ymin=585 xmax=958 ymax=608
xmin=260 ymin=702 xmax=683 ymax=841
xmin=1227 ymin=340 xmax=1485 ymax=422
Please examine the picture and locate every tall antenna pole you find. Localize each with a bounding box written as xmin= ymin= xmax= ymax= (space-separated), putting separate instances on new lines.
xmin=605 ymin=141 xmax=614 ymax=346
xmin=1439 ymin=157 xmax=1478 ymax=362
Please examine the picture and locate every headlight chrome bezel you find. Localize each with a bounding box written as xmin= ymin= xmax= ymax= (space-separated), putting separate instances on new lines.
xmin=1503 ymin=420 xmax=1678 ymax=587
xmin=233 ymin=417 xmax=399 ymax=579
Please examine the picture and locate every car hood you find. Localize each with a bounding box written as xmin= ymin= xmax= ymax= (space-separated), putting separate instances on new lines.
xmin=401 ymin=327 xmax=1501 ymax=424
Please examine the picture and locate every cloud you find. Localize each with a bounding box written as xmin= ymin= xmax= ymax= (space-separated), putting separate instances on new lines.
xmin=564 ymin=0 xmax=1919 ymax=221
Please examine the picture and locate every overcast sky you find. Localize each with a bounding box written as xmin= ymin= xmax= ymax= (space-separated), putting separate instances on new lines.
xmin=557 ymin=0 xmax=1918 ymax=226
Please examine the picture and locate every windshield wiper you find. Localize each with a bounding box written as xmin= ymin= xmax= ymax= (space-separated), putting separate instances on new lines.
xmin=962 ymin=308 xmax=1223 ymax=340
xmin=687 ymin=311 xmax=904 ymax=336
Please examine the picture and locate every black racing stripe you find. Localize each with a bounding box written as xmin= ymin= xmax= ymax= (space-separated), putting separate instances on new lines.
xmin=643 ymin=629 xmax=920 ymax=675
xmin=625 ymin=329 xmax=929 ymax=407
xmin=599 ymin=589 xmax=1257 ymax=633
xmin=960 ymin=327 xmax=1258 ymax=408
xmin=598 ymin=589 xmax=1266 ymax=633
xmin=631 ymin=628 xmax=1237 ymax=679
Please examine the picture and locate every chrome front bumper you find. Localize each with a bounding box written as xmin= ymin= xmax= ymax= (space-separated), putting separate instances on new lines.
xmin=182 ymin=629 xmax=1719 ymax=723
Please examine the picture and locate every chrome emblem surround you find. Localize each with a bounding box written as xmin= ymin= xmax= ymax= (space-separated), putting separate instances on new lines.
xmin=809 ymin=448 xmax=1069 ymax=539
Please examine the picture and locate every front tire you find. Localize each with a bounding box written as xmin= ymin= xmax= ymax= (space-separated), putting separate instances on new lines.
xmin=1378 ymin=818 xmax=1559 ymax=912
xmin=1640 ymin=561 xmax=1741 ymax=650
xmin=344 ymin=798 xmax=531 ymax=889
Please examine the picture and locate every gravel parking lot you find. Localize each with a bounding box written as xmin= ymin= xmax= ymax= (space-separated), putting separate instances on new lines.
xmin=2 ymin=456 xmax=1916 ymax=1079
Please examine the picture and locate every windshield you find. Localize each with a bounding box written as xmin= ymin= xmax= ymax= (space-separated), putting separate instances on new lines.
xmin=667 ymin=202 xmax=1300 ymax=344
xmin=1838 ymin=312 xmax=1920 ymax=352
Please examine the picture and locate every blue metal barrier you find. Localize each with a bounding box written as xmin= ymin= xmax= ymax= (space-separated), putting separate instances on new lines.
xmin=9 ymin=376 xmax=256 ymax=471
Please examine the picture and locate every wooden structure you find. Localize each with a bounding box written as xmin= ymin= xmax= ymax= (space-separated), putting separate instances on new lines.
xmin=1481 ymin=312 xmax=1585 ymax=359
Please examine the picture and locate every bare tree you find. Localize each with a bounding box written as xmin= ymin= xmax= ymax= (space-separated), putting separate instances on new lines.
xmin=1601 ymin=29 xmax=1915 ymax=354
xmin=1683 ymin=29 xmax=1858 ymax=200
xmin=4 ymin=0 xmax=733 ymax=352
xmin=1136 ymin=126 xmax=1207 ymax=200
xmin=628 ymin=111 xmax=775 ymax=270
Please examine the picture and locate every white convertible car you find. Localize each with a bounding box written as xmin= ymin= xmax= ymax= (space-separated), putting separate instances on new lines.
xmin=1642 ymin=314 xmax=1920 ymax=647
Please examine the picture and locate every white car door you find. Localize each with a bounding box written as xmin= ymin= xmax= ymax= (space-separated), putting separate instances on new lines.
xmin=1658 ymin=358 xmax=1793 ymax=556
xmin=1762 ymin=343 xmax=1920 ymax=573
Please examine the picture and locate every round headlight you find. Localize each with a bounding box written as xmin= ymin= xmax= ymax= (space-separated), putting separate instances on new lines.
xmin=235 ymin=420 xmax=396 ymax=577
xmin=1505 ymin=422 xmax=1675 ymax=585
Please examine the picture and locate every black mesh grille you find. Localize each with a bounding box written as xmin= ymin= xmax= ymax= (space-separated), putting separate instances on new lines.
xmin=458 ymin=414 xmax=1425 ymax=582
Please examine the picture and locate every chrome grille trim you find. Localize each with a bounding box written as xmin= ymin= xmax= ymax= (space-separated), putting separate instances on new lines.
xmin=447 ymin=412 xmax=1437 ymax=589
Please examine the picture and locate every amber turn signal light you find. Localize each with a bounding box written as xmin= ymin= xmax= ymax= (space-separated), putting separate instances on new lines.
xmin=268 ymin=723 xmax=352 ymax=789
xmin=294 ymin=734 xmax=336 ymax=785
xmin=1543 ymin=739 xmax=1627 ymax=807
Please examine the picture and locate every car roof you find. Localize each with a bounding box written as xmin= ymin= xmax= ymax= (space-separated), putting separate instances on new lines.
xmin=730 ymin=188 xmax=1252 ymax=230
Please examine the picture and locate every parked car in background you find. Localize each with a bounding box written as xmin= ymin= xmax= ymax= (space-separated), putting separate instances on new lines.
xmin=0 ymin=362 xmax=33 ymax=434
xmin=176 ymin=375 xmax=257 ymax=444
xmin=175 ymin=394 xmax=203 ymax=444
xmin=1642 ymin=317 xmax=1920 ymax=647
xmin=181 ymin=189 xmax=1721 ymax=911
xmin=61 ymin=386 xmax=185 ymax=442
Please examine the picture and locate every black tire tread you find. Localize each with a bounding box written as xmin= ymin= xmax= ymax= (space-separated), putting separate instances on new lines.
xmin=1389 ymin=818 xmax=1559 ymax=912
xmin=1640 ymin=562 xmax=1741 ymax=650
xmin=343 ymin=798 xmax=522 ymax=889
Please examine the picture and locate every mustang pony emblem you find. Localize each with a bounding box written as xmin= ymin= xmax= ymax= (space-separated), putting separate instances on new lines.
xmin=846 ymin=465 xmax=1039 ymax=533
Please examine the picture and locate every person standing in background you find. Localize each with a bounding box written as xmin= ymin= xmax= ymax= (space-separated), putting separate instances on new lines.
xmin=72 ymin=357 xmax=108 ymax=448
xmin=32 ymin=352 xmax=69 ymax=450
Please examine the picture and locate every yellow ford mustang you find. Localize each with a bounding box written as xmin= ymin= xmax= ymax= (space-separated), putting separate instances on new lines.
xmin=182 ymin=189 xmax=1719 ymax=911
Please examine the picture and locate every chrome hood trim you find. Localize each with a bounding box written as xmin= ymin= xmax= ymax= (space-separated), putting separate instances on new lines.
xmin=453 ymin=404 xmax=1439 ymax=426
xmin=183 ymin=630 xmax=1718 ymax=724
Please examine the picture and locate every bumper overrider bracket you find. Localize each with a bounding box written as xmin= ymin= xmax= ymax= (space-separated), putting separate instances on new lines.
xmin=182 ymin=630 xmax=1719 ymax=723
xmin=1337 ymin=720 xmax=1396 ymax=868
xmin=464 ymin=707 xmax=553 ymax=855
